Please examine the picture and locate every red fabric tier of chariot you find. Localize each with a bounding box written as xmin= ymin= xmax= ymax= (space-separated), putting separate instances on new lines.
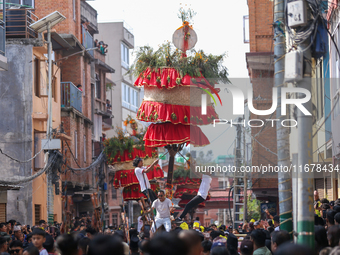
xmin=173 ymin=187 xmax=210 ymax=200
xmin=109 ymin=147 xmax=158 ymax=164
xmin=178 ymin=199 xmax=206 ymax=208
xmin=113 ymin=165 xmax=164 ymax=189
xmin=173 ymin=177 xmax=201 ymax=185
xmin=136 ymin=101 xmax=218 ymax=126
xmin=134 ymin=67 xmax=214 ymax=89
xmin=123 ymin=183 xmax=159 ymax=201
xmin=144 ymin=123 xmax=210 ymax=147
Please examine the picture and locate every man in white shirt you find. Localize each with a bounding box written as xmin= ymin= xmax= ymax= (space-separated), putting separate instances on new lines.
xmin=151 ymin=190 xmax=174 ymax=232
xmin=174 ymin=174 xmax=212 ymax=223
xmin=133 ymin=157 xmax=159 ymax=204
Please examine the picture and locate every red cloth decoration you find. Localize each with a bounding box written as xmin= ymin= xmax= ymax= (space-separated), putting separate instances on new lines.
xmin=143 ymin=123 xmax=210 ymax=147
xmin=122 ymin=183 xmax=159 ymax=201
xmin=173 ymin=177 xmax=201 ymax=185
xmin=109 ymin=147 xmax=158 ymax=164
xmin=113 ymin=165 xmax=164 ymax=189
xmin=134 ymin=67 xmax=213 ymax=89
xmin=137 ymin=101 xmax=218 ymax=125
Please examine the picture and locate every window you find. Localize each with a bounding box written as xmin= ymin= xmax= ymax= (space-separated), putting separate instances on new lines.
xmin=34 ymin=204 xmax=41 ymax=225
xmin=95 ymin=73 xmax=101 ymax=99
xmin=112 ymin=213 xmax=118 ymax=226
xmin=74 ymin=131 xmax=78 ymax=159
xmin=33 ymin=56 xmax=40 ymax=97
xmin=121 ymin=83 xmax=138 ymax=111
xmin=73 ymin=0 xmax=76 ymax=21
xmin=121 ymin=43 xmax=129 ymax=69
xmin=84 ymin=135 xmax=86 ymax=162
xmin=83 ymin=69 xmax=86 ymax=97
xmin=111 ymin=187 xmax=117 ymax=199
xmin=6 ymin=0 xmax=34 ymax=8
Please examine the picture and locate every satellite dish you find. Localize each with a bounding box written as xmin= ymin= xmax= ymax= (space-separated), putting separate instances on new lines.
xmin=172 ymin=26 xmax=197 ymax=52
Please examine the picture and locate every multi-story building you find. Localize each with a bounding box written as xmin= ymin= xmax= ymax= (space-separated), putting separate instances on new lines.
xmin=0 ymin=5 xmax=63 ymax=224
xmin=34 ymin=0 xmax=114 ymax=218
xmin=94 ymin=22 xmax=140 ymax=226
xmin=245 ymin=0 xmax=278 ymax=205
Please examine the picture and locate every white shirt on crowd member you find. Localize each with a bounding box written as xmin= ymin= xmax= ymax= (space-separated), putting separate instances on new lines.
xmin=135 ymin=166 xmax=151 ymax=192
xmin=198 ymin=174 xmax=212 ymax=200
xmin=152 ymin=197 xmax=172 ymax=219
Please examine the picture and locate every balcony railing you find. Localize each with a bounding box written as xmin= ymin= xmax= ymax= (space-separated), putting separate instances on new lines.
xmin=0 ymin=9 xmax=38 ymax=38
xmin=82 ymin=25 xmax=93 ymax=57
xmin=103 ymin=109 xmax=112 ymax=126
xmin=0 ymin=19 xmax=4 ymax=56
xmin=61 ymin=82 xmax=82 ymax=113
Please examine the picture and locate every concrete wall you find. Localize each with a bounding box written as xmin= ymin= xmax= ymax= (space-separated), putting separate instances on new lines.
xmin=0 ymin=42 xmax=35 ymax=224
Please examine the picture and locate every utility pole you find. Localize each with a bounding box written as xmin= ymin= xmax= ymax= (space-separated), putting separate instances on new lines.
xmin=99 ymin=140 xmax=105 ymax=232
xmin=296 ymin=1 xmax=314 ymax=247
xmin=273 ymin=0 xmax=293 ymax=236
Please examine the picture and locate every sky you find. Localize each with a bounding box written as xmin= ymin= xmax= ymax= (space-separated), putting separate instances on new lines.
xmin=89 ymin=0 xmax=251 ymax=159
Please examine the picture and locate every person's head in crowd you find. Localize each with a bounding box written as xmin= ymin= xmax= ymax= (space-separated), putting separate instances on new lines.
xmin=0 ymin=236 xmax=8 ymax=253
xmin=157 ymin=190 xmax=166 ymax=202
xmin=210 ymin=225 xmax=217 ymax=231
xmin=193 ymin=222 xmax=200 ymax=231
xmin=275 ymin=243 xmax=314 ymax=255
xmin=129 ymin=235 xmax=139 ymax=255
xmin=179 ymin=230 xmax=202 ymax=255
xmin=334 ymin=205 xmax=340 ymax=213
xmin=250 ymin=229 xmax=268 ymax=252
xmin=88 ymin=235 xmax=125 ymax=255
xmin=13 ymin=226 xmax=22 ymax=240
xmin=335 ymin=213 xmax=340 ymax=225
xmin=210 ymin=245 xmax=230 ymax=255
xmin=315 ymin=214 xmax=325 ymax=226
xmin=38 ymin=220 xmax=46 ymax=230
xmin=248 ymin=222 xmax=255 ymax=233
xmin=271 ymin=230 xmax=290 ymax=253
xmin=22 ymin=246 xmax=39 ymax=255
xmin=78 ymin=237 xmax=90 ymax=255
xmin=319 ymin=247 xmax=332 ymax=255
xmin=327 ymin=210 xmax=337 ymax=227
xmin=232 ymin=229 xmax=239 ymax=235
xmin=254 ymin=221 xmax=261 ymax=229
xmin=31 ymin=228 xmax=46 ymax=251
xmin=327 ymin=225 xmax=340 ymax=247
xmin=202 ymin=240 xmax=212 ymax=255
xmin=226 ymin=233 xmax=238 ymax=255
xmin=0 ymin=223 xmax=7 ymax=233
xmin=139 ymin=239 xmax=148 ymax=255
xmin=9 ymin=240 xmax=23 ymax=255
xmin=219 ymin=225 xmax=226 ymax=232
xmin=321 ymin=198 xmax=330 ymax=204
xmin=330 ymin=201 xmax=335 ymax=210
xmin=55 ymin=233 xmax=79 ymax=255
xmin=240 ymin=239 xmax=253 ymax=255
xmin=322 ymin=203 xmax=331 ymax=212
xmin=43 ymin=235 xmax=54 ymax=254
xmin=273 ymin=215 xmax=280 ymax=228
xmin=195 ymin=217 xmax=200 ymax=222
xmin=210 ymin=231 xmax=221 ymax=241
xmin=145 ymin=232 xmax=188 ymax=255
xmin=267 ymin=226 xmax=274 ymax=233
xmin=26 ymin=234 xmax=32 ymax=244
xmin=85 ymin=227 xmax=97 ymax=239
xmin=315 ymin=225 xmax=329 ymax=254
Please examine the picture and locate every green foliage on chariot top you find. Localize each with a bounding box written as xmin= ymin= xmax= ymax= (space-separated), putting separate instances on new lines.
xmin=128 ymin=42 xmax=230 ymax=85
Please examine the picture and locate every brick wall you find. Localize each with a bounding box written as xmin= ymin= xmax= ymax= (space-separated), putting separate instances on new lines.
xmin=35 ymin=0 xmax=81 ymax=42
xmin=248 ymin=0 xmax=274 ymax=52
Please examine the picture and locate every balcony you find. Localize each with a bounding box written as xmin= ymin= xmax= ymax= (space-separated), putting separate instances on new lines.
xmin=80 ymin=1 xmax=98 ymax=34
xmin=0 ymin=9 xmax=38 ymax=38
xmin=61 ymin=82 xmax=82 ymax=113
xmin=82 ymin=25 xmax=94 ymax=57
